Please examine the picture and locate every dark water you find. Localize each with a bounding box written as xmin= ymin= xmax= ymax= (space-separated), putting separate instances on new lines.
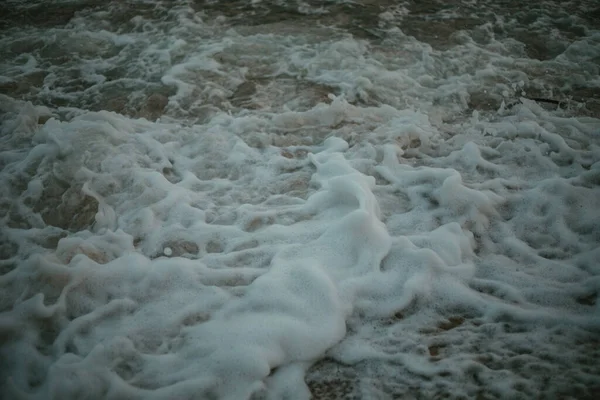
xmin=1 ymin=0 xmax=599 ymax=120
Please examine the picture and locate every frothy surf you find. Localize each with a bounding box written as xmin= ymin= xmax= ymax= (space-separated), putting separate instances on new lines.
xmin=1 ymin=0 xmax=600 ymax=399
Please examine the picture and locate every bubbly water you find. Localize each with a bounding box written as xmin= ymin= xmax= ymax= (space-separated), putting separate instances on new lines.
xmin=1 ymin=1 xmax=599 ymax=399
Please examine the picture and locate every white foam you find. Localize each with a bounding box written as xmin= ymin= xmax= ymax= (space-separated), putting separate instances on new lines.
xmin=1 ymin=1 xmax=600 ymax=398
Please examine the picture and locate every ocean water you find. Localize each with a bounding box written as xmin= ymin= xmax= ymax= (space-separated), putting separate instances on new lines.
xmin=1 ymin=0 xmax=600 ymax=399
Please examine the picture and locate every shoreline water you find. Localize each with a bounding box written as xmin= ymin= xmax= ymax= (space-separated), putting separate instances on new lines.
xmin=1 ymin=1 xmax=600 ymax=398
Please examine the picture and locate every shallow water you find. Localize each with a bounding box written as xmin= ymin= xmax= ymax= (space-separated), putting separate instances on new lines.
xmin=1 ymin=1 xmax=600 ymax=399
